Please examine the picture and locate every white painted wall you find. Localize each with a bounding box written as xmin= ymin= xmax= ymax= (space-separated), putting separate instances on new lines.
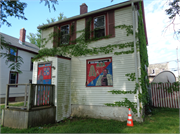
xmin=41 ymin=27 xmax=54 ymax=49
xmin=38 ymin=6 xmax=142 ymax=120
xmin=71 ymin=6 xmax=137 ymax=105
xmin=32 ymin=56 xmax=71 ymax=122
xmin=0 ymin=48 xmax=37 ymax=98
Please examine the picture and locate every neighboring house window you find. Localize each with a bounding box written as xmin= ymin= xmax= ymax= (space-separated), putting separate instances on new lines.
xmin=86 ymin=57 xmax=113 ymax=87
xmin=152 ymin=69 xmax=155 ymax=74
xmin=9 ymin=72 xmax=18 ymax=87
xmin=60 ymin=25 xmax=70 ymax=45
xmin=30 ymin=57 xmax=33 ymax=71
xmin=94 ymin=15 xmax=105 ymax=38
xmin=9 ymin=48 xmax=17 ymax=62
xmin=29 ymin=79 xmax=32 ymax=84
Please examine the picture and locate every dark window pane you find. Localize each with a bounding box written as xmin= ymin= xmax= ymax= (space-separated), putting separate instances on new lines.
xmin=94 ymin=29 xmax=105 ymax=38
xmin=9 ymin=48 xmax=16 ymax=61
xmin=94 ymin=16 xmax=105 ymax=28
xmin=94 ymin=16 xmax=105 ymax=38
xmin=10 ymin=73 xmax=17 ymax=84
xmin=60 ymin=25 xmax=69 ymax=45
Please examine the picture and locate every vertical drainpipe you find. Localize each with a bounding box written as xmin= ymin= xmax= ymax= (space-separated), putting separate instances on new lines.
xmin=131 ymin=1 xmax=140 ymax=117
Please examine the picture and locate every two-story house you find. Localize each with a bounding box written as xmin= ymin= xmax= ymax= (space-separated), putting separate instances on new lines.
xmin=0 ymin=28 xmax=39 ymax=103
xmin=32 ymin=0 xmax=148 ymax=122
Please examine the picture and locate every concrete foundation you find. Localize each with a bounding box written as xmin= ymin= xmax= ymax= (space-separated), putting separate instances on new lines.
xmin=71 ymin=105 xmax=143 ymax=122
xmin=1 ymin=106 xmax=56 ymax=129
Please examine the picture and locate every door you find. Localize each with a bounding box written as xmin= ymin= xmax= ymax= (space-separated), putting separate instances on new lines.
xmin=37 ymin=63 xmax=52 ymax=105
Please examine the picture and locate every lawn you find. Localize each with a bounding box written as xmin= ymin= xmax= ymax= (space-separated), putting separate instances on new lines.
xmin=0 ymin=103 xmax=179 ymax=133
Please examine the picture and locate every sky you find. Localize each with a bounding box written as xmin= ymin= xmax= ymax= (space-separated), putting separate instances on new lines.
xmin=1 ymin=0 xmax=180 ymax=77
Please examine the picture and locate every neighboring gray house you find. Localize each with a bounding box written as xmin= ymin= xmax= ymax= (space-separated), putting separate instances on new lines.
xmin=148 ymin=62 xmax=169 ymax=83
xmin=0 ymin=28 xmax=39 ymax=103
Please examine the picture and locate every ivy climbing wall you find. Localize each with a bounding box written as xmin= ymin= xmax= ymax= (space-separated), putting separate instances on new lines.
xmin=70 ymin=6 xmax=138 ymax=106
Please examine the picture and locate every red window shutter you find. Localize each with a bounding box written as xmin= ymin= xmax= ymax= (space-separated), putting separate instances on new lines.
xmin=71 ymin=21 xmax=76 ymax=44
xmin=85 ymin=17 xmax=91 ymax=41
xmin=108 ymin=10 xmax=115 ymax=37
xmin=53 ymin=26 xmax=59 ymax=47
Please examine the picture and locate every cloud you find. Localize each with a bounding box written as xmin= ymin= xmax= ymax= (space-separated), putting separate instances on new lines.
xmin=145 ymin=0 xmax=180 ymax=67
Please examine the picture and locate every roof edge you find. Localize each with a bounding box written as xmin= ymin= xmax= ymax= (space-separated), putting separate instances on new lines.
xmin=38 ymin=0 xmax=142 ymax=29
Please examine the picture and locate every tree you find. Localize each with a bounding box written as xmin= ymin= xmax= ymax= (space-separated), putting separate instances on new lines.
xmin=27 ymin=30 xmax=42 ymax=48
xmin=27 ymin=13 xmax=67 ymax=48
xmin=165 ymin=0 xmax=180 ymax=39
xmin=0 ymin=0 xmax=59 ymax=73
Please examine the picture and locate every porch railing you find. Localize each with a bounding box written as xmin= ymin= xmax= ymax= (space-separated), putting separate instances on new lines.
xmin=5 ymin=84 xmax=55 ymax=110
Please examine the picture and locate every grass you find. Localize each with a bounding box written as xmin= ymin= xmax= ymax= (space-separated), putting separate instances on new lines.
xmin=0 ymin=104 xmax=179 ymax=133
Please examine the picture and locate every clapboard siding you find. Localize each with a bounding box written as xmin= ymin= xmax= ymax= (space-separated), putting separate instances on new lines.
xmin=41 ymin=27 xmax=54 ymax=49
xmin=56 ymin=58 xmax=71 ymax=121
xmin=70 ymin=6 xmax=137 ymax=105
xmin=76 ymin=18 xmax=85 ymax=38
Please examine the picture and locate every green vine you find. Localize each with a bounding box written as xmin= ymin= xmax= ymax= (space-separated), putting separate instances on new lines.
xmin=105 ymin=98 xmax=137 ymax=114
xmin=125 ymin=73 xmax=136 ymax=81
xmin=33 ymin=2 xmax=150 ymax=117
xmin=151 ymin=82 xmax=180 ymax=93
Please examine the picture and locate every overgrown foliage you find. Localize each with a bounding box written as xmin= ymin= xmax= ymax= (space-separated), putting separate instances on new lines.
xmin=0 ymin=0 xmax=59 ymax=73
xmin=28 ymin=13 xmax=67 ymax=48
xmin=105 ymin=2 xmax=149 ymax=115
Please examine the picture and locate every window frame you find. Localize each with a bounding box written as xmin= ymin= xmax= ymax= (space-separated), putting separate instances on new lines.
xmin=93 ymin=15 xmax=106 ymax=38
xmin=60 ymin=24 xmax=70 ymax=45
xmin=9 ymin=48 xmax=18 ymax=62
xmin=86 ymin=57 xmax=113 ymax=87
xmin=9 ymin=71 xmax=18 ymax=87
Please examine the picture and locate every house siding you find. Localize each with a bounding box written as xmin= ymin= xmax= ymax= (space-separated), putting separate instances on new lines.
xmin=41 ymin=27 xmax=54 ymax=49
xmin=0 ymin=49 xmax=36 ymax=99
xmin=56 ymin=58 xmax=71 ymax=121
xmin=32 ymin=57 xmax=71 ymax=122
xmin=70 ymin=6 xmax=137 ymax=106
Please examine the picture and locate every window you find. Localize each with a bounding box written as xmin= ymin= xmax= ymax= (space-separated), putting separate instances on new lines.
xmin=9 ymin=48 xmax=17 ymax=62
xmin=94 ymin=15 xmax=105 ymax=38
xmin=86 ymin=57 xmax=113 ymax=87
xmin=60 ymin=25 xmax=70 ymax=45
xmin=9 ymin=72 xmax=18 ymax=87
xmin=152 ymin=69 xmax=155 ymax=74
xmin=30 ymin=57 xmax=33 ymax=71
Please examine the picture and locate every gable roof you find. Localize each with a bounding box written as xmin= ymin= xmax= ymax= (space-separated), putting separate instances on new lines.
xmin=37 ymin=0 xmax=148 ymax=45
xmin=0 ymin=32 xmax=39 ymax=54
xmin=38 ymin=0 xmax=141 ymax=29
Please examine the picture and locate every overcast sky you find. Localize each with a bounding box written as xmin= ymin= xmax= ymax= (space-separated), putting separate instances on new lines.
xmin=1 ymin=0 xmax=179 ymax=76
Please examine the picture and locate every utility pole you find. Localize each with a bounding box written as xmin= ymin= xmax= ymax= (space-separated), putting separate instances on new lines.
xmin=176 ymin=46 xmax=179 ymax=81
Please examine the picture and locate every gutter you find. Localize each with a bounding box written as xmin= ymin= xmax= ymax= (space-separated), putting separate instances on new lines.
xmin=131 ymin=0 xmax=140 ymax=117
xmin=38 ymin=0 xmax=142 ymax=29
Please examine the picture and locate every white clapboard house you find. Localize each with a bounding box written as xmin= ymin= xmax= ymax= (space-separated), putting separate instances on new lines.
xmin=0 ymin=28 xmax=39 ymax=103
xmin=32 ymin=0 xmax=148 ymax=122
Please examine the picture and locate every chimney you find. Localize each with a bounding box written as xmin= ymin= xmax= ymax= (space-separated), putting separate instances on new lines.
xmin=19 ymin=28 xmax=26 ymax=45
xmin=80 ymin=3 xmax=88 ymax=14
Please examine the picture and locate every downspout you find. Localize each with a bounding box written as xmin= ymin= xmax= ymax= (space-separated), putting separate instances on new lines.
xmin=131 ymin=1 xmax=140 ymax=117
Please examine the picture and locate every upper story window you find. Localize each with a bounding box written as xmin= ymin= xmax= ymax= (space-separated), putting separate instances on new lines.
xmin=9 ymin=48 xmax=17 ymax=62
xmin=60 ymin=25 xmax=70 ymax=45
xmin=94 ymin=15 xmax=105 ymax=38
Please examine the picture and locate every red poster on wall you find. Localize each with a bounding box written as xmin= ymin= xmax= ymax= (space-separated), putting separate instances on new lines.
xmin=37 ymin=63 xmax=52 ymax=106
